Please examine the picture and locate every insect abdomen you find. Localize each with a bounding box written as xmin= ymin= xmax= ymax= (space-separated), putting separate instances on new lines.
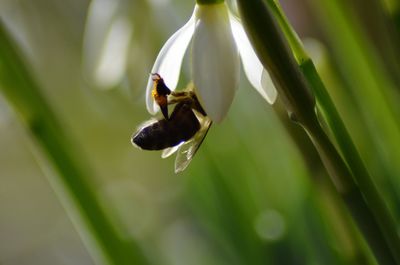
xmin=132 ymin=103 xmax=200 ymax=150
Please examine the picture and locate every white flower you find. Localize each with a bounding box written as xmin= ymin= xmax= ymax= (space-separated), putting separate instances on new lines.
xmin=146 ymin=2 xmax=277 ymax=123
xmin=82 ymin=0 xmax=133 ymax=89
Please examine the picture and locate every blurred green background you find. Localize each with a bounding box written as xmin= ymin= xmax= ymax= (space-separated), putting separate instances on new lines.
xmin=1 ymin=0 xmax=399 ymax=264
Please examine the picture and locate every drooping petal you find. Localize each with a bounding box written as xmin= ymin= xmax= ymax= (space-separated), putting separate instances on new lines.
xmin=261 ymin=69 xmax=278 ymax=103
xmin=230 ymin=15 xmax=277 ymax=104
xmin=192 ymin=3 xmax=240 ymax=123
xmin=83 ymin=0 xmax=132 ymax=89
xmin=145 ymin=14 xmax=195 ymax=114
xmin=94 ymin=17 xmax=132 ymax=88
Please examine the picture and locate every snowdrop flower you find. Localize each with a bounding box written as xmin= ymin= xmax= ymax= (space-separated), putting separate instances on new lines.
xmin=146 ymin=1 xmax=277 ymax=123
xmin=82 ymin=0 xmax=166 ymax=91
xmin=83 ymin=0 xmax=133 ymax=89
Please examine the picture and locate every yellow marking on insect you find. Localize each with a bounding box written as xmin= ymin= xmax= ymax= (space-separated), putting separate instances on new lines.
xmin=152 ymin=81 xmax=168 ymax=109
xmin=152 ymin=87 xmax=157 ymax=99
xmin=152 ymin=79 xmax=158 ymax=99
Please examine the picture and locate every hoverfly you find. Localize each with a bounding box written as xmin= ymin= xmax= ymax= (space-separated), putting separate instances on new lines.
xmin=131 ymin=74 xmax=212 ymax=173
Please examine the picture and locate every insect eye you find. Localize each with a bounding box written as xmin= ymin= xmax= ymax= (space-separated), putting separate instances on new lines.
xmin=151 ymin=73 xmax=161 ymax=82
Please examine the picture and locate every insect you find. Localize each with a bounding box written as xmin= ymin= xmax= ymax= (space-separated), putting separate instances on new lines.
xmin=150 ymin=73 xmax=171 ymax=120
xmin=131 ymin=74 xmax=212 ymax=173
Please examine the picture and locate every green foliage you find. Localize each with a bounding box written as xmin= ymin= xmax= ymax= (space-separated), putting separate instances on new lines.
xmin=1 ymin=0 xmax=400 ymax=264
xmin=236 ymin=0 xmax=400 ymax=264
xmin=0 ymin=22 xmax=148 ymax=265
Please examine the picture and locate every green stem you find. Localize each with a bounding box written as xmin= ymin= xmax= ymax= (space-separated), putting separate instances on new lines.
xmin=273 ymin=99 xmax=370 ymax=264
xmin=263 ymin=0 xmax=400 ymax=263
xmin=236 ymin=0 xmax=400 ymax=264
xmin=264 ymin=0 xmax=309 ymax=63
xmin=349 ymin=0 xmax=400 ymax=86
xmin=0 ymin=22 xmax=148 ymax=265
xmin=301 ymin=59 xmax=400 ymax=263
xmin=310 ymin=0 xmax=400 ymax=176
xmin=305 ymin=119 xmax=397 ymax=265
xmin=383 ymin=0 xmax=400 ymax=13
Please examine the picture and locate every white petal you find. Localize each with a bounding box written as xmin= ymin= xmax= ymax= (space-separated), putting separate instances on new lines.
xmin=145 ymin=14 xmax=195 ymax=114
xmin=230 ymin=15 xmax=277 ymax=104
xmin=192 ymin=3 xmax=240 ymax=123
xmin=94 ymin=17 xmax=132 ymax=88
xmin=261 ymin=69 xmax=278 ymax=103
xmin=83 ymin=0 xmax=132 ymax=89
xmin=83 ymin=0 xmax=118 ymax=67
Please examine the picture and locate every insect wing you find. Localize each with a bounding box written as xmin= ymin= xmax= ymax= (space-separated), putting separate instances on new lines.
xmin=174 ymin=117 xmax=212 ymax=173
xmin=161 ymin=143 xmax=183 ymax=158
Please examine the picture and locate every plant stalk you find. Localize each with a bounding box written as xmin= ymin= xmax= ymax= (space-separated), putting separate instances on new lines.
xmin=0 ymin=21 xmax=148 ymax=265
xmin=236 ymin=0 xmax=400 ymax=264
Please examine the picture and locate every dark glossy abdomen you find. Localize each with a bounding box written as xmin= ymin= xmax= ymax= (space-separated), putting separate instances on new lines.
xmin=132 ymin=103 xmax=200 ymax=150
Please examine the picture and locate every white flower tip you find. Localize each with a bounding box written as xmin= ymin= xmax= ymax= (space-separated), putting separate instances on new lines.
xmin=194 ymin=76 xmax=238 ymax=123
xmin=93 ymin=17 xmax=132 ymax=89
xmin=202 ymin=95 xmax=235 ymax=123
xmin=303 ymin=38 xmax=327 ymax=69
xmin=261 ymin=70 xmax=278 ymax=104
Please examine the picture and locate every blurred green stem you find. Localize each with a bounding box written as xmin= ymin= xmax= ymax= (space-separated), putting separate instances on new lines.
xmin=262 ymin=1 xmax=400 ymax=263
xmin=304 ymin=107 xmax=396 ymax=265
xmin=350 ymin=0 xmax=400 ymax=86
xmin=274 ymin=100 xmax=370 ymax=264
xmin=236 ymin=0 xmax=400 ymax=264
xmin=0 ymin=22 xmax=147 ymax=265
xmin=309 ymin=0 xmax=400 ymax=176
